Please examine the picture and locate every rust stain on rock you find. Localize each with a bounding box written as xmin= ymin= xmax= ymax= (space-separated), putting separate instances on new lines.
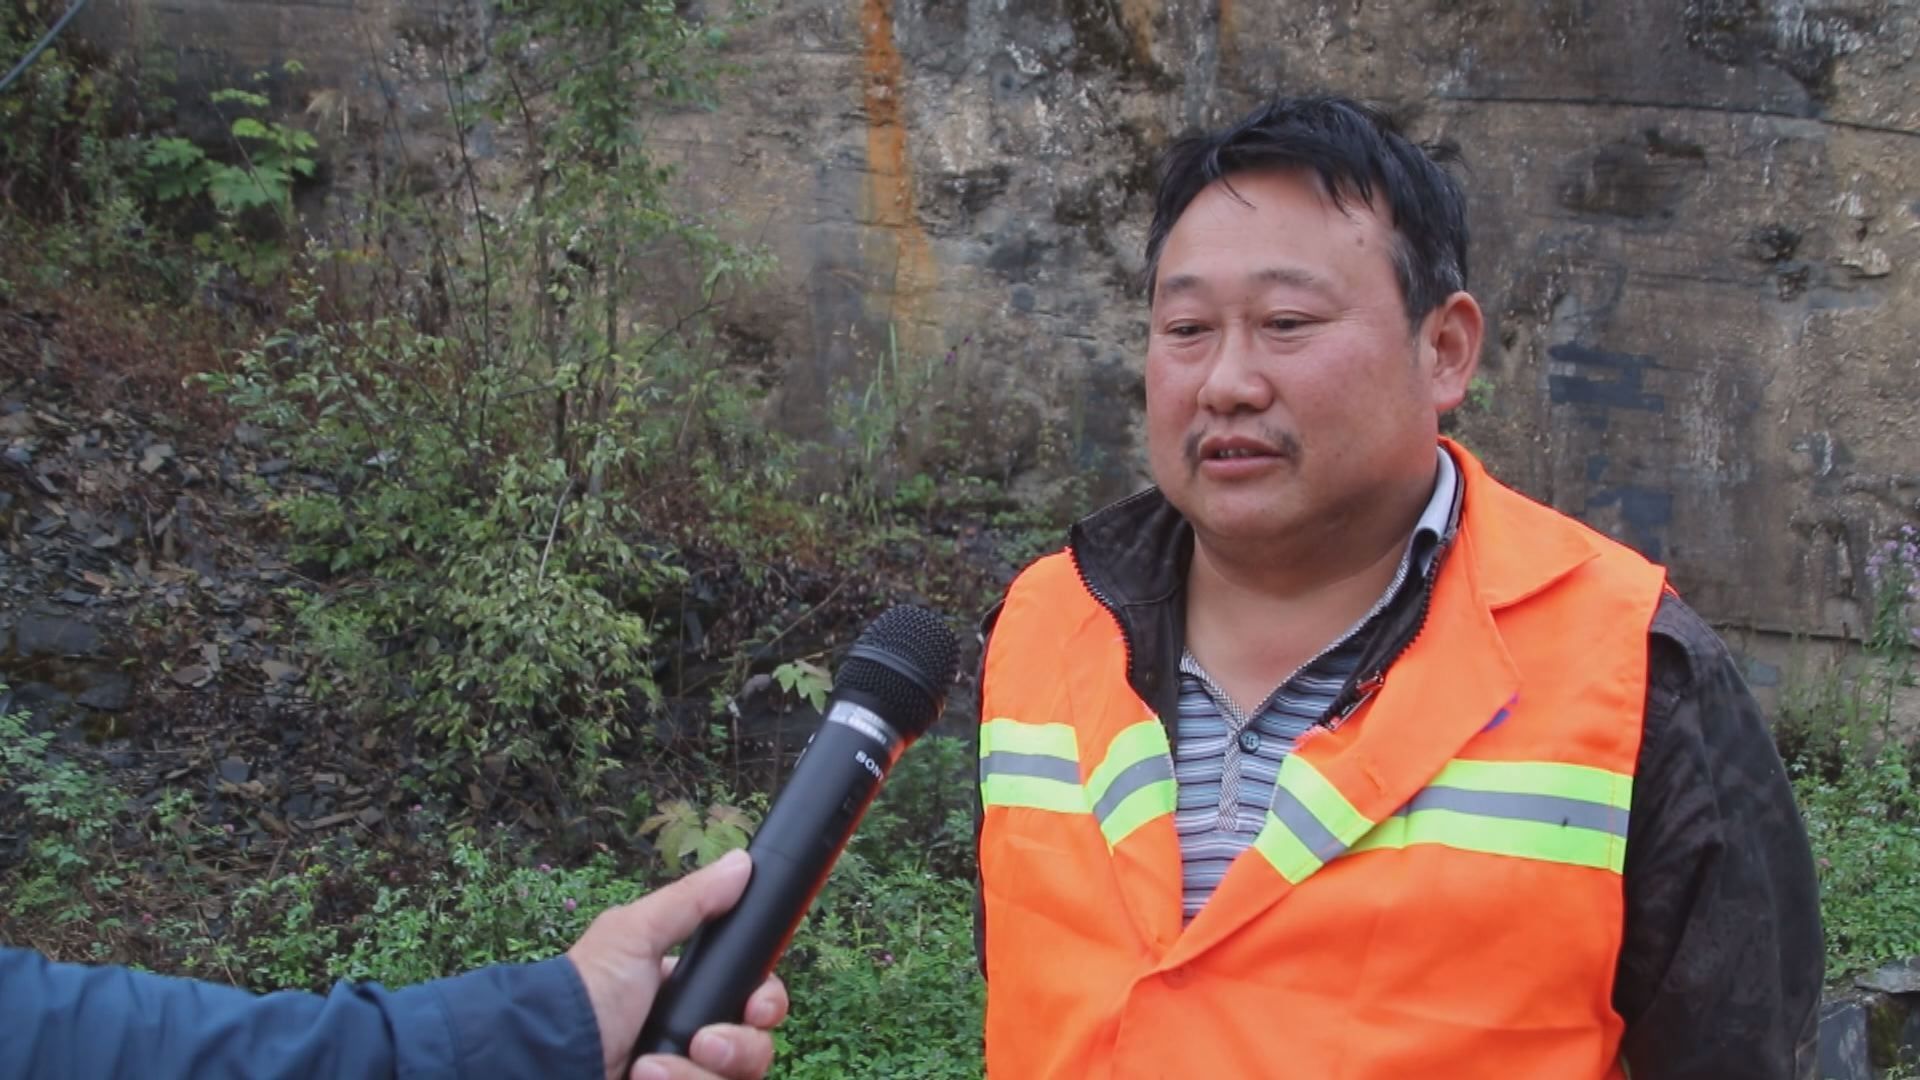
xmin=1119 ymin=0 xmax=1161 ymax=72
xmin=1215 ymin=0 xmax=1239 ymax=71
xmin=860 ymin=0 xmax=936 ymax=341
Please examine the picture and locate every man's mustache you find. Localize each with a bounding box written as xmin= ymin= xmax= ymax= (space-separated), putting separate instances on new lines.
xmin=1182 ymin=427 xmax=1303 ymax=477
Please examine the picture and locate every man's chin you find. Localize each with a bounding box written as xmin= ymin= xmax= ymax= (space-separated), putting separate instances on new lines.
xmin=1186 ymin=505 xmax=1307 ymax=549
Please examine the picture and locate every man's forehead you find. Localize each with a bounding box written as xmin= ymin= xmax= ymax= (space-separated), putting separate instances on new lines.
xmin=1154 ymin=265 xmax=1338 ymax=302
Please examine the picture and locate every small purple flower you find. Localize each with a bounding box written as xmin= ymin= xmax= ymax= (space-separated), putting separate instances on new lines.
xmin=411 ymin=804 xmax=423 ymax=814
xmin=563 ymin=898 xmax=577 ymax=913
xmin=222 ymin=823 xmax=235 ymax=835
xmin=538 ymin=863 xmax=552 ymax=873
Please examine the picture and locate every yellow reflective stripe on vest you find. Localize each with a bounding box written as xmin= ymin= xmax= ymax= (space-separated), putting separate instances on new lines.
xmin=1428 ymin=759 xmax=1634 ymax=811
xmin=1350 ymin=759 xmax=1633 ymax=872
xmin=980 ymin=719 xmax=1083 ymax=814
xmin=1254 ymin=756 xmax=1635 ymax=880
xmin=1086 ymin=721 xmax=1176 ymax=847
xmin=1351 ymin=807 xmax=1628 ymax=872
xmin=1253 ymin=756 xmax=1371 ymax=884
xmin=981 ymin=717 xmax=1078 ymax=758
xmin=979 ymin=718 xmax=1175 ymax=847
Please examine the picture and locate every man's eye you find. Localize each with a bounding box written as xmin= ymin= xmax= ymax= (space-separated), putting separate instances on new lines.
xmin=1268 ymin=316 xmax=1309 ymax=332
xmin=1166 ymin=324 xmax=1207 ymax=338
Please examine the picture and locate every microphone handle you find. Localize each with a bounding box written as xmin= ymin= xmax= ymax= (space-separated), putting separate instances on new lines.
xmin=631 ymin=704 xmax=899 ymax=1061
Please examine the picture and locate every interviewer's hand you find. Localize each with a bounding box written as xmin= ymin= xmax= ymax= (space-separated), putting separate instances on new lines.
xmin=567 ymin=849 xmax=788 ymax=1080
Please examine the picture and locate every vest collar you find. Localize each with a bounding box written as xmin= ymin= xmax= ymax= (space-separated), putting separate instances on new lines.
xmin=1442 ymin=438 xmax=1601 ymax=609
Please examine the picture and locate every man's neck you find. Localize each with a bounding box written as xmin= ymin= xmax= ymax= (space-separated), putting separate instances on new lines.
xmin=1181 ymin=472 xmax=1436 ymax=714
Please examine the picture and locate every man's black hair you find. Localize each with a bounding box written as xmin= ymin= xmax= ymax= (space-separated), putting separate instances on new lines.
xmin=1144 ymin=95 xmax=1469 ymax=326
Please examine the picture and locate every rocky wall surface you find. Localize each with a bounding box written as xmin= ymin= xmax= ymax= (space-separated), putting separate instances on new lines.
xmin=76 ymin=0 xmax=1920 ymax=645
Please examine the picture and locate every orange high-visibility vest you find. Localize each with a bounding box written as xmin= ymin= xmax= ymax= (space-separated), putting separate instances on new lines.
xmin=978 ymin=444 xmax=1666 ymax=1079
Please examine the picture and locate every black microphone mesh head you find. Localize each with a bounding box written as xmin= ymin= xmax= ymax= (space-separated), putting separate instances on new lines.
xmin=835 ymin=606 xmax=959 ymax=739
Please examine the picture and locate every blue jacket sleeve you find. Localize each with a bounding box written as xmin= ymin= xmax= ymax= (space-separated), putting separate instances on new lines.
xmin=0 ymin=947 xmax=605 ymax=1079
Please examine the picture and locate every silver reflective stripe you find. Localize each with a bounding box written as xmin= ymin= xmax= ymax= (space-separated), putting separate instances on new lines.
xmin=1269 ymin=782 xmax=1349 ymax=863
xmin=980 ymin=750 xmax=1082 ymax=786
xmin=1399 ymin=786 xmax=1629 ymax=838
xmin=1090 ymin=754 xmax=1175 ymax=822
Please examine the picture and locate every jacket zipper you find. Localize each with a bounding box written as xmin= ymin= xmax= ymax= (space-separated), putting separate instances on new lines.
xmin=1069 ymin=536 xmax=1136 ymax=682
xmin=1323 ymin=533 xmax=1452 ymax=731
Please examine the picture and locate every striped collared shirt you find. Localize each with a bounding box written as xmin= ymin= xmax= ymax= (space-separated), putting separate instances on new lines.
xmin=1174 ymin=448 xmax=1457 ymax=922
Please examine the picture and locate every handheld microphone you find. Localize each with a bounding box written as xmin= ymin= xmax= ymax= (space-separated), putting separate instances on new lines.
xmin=630 ymin=604 xmax=960 ymax=1062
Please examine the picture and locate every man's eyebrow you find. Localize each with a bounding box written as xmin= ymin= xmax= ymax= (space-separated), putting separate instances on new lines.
xmin=1155 ymin=273 xmax=1205 ymax=301
xmin=1250 ymin=265 xmax=1334 ymax=292
xmin=1155 ymin=266 xmax=1334 ymax=302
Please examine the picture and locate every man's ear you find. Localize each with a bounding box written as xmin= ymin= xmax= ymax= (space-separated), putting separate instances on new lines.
xmin=1422 ymin=291 xmax=1485 ymax=412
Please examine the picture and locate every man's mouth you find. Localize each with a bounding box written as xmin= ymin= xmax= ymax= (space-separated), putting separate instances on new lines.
xmin=1186 ymin=430 xmax=1301 ymax=474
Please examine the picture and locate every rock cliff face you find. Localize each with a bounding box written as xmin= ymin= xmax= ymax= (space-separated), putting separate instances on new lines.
xmin=79 ymin=0 xmax=1920 ymax=645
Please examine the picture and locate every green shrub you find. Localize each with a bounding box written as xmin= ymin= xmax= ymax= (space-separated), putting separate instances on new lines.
xmin=218 ymin=829 xmax=642 ymax=990
xmin=0 ymin=15 xmax=311 ymax=292
xmin=195 ymin=0 xmax=801 ymax=784
xmin=0 ymin=688 xmax=129 ymax=929
xmin=0 ymin=7 xmax=182 ymax=293
xmin=211 ymin=807 xmax=985 ymax=1078
xmin=210 ymin=303 xmax=684 ymax=775
xmin=1781 ymin=524 xmax=1920 ymax=976
xmin=208 ymin=268 xmax=805 ymax=782
xmin=1795 ymin=746 xmax=1920 ymax=976
xmin=141 ymin=80 xmax=318 ymax=282
xmin=0 ymin=1 xmax=124 ymax=213
xmin=775 ymin=865 xmax=982 ymax=1079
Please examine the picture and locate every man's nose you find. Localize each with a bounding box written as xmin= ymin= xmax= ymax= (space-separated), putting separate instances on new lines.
xmin=1196 ymin=324 xmax=1274 ymax=415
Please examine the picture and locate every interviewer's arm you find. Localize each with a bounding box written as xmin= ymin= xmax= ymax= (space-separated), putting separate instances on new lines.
xmin=0 ymin=850 xmax=787 ymax=1080
xmin=0 ymin=946 xmax=598 ymax=1079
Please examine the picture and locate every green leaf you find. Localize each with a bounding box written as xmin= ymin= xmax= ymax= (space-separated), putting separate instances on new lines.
xmin=210 ymin=88 xmax=270 ymax=108
xmin=708 ymin=802 xmax=757 ymax=835
xmin=206 ymin=164 xmax=287 ymax=212
xmin=669 ymin=820 xmax=703 ymax=862
xmin=143 ymin=136 xmax=205 ymax=169
xmin=772 ymin=660 xmax=832 ymax=713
